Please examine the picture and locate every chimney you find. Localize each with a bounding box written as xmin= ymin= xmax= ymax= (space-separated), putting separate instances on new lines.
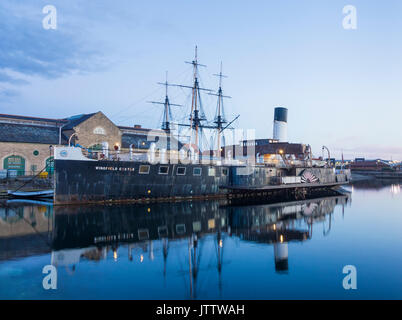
xmin=273 ymin=107 xmax=288 ymax=142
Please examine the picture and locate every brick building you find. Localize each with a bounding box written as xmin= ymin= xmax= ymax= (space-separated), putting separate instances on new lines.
xmin=0 ymin=111 xmax=170 ymax=176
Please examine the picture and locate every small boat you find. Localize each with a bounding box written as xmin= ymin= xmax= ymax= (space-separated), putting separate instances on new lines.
xmin=6 ymin=198 xmax=53 ymax=206
xmin=7 ymin=189 xmax=54 ymax=199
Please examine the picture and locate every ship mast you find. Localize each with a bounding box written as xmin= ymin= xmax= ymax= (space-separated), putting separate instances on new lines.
xmin=166 ymin=47 xmax=239 ymax=154
xmin=169 ymin=46 xmax=213 ymax=151
xmin=188 ymin=46 xmax=205 ymax=148
xmin=148 ymin=72 xmax=181 ymax=132
xmin=208 ymin=62 xmax=231 ymax=158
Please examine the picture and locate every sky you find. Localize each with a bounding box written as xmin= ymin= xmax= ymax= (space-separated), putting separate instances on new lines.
xmin=0 ymin=0 xmax=402 ymax=160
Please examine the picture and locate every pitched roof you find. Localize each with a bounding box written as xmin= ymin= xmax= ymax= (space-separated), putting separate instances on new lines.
xmin=0 ymin=122 xmax=63 ymax=144
xmin=62 ymin=113 xmax=96 ymax=130
xmin=0 ymin=113 xmax=67 ymax=124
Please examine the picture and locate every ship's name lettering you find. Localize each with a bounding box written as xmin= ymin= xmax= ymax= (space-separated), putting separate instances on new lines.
xmin=94 ymin=233 xmax=135 ymax=243
xmin=95 ymin=166 xmax=135 ymax=172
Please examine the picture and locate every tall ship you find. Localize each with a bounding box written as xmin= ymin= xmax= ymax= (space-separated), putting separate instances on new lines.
xmin=53 ymin=48 xmax=350 ymax=205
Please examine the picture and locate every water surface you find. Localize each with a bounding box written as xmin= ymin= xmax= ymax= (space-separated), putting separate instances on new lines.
xmin=0 ymin=180 xmax=401 ymax=299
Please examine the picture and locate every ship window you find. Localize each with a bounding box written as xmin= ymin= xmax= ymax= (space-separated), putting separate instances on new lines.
xmin=176 ymin=224 xmax=186 ymax=235
xmin=138 ymin=229 xmax=149 ymax=240
xmin=159 ymin=166 xmax=169 ymax=175
xmin=193 ymin=167 xmax=202 ymax=176
xmin=208 ymin=167 xmax=216 ymax=176
xmin=222 ymin=168 xmax=228 ymax=176
xmin=193 ymin=221 xmax=201 ymax=232
xmin=158 ymin=226 xmax=168 ymax=238
xmin=176 ymin=167 xmax=186 ymax=175
xmin=139 ymin=165 xmax=150 ymax=174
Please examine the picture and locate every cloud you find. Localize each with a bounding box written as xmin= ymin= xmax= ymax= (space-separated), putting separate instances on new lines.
xmin=0 ymin=88 xmax=19 ymax=101
xmin=0 ymin=2 xmax=105 ymax=95
xmin=0 ymin=71 xmax=29 ymax=85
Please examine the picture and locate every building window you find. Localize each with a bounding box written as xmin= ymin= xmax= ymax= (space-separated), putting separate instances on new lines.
xmin=193 ymin=167 xmax=202 ymax=176
xmin=208 ymin=167 xmax=216 ymax=176
xmin=139 ymin=165 xmax=150 ymax=174
xmin=33 ymin=150 xmax=39 ymax=156
xmin=93 ymin=127 xmax=106 ymax=135
xmin=158 ymin=166 xmax=169 ymax=175
xmin=176 ymin=167 xmax=186 ymax=175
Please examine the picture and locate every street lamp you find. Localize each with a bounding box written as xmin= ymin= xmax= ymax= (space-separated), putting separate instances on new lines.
xmin=68 ymin=133 xmax=78 ymax=146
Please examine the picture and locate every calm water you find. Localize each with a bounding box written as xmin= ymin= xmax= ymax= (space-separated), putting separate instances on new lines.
xmin=0 ymin=180 xmax=401 ymax=300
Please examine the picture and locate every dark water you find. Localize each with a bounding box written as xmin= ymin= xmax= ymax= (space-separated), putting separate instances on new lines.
xmin=0 ymin=180 xmax=401 ymax=300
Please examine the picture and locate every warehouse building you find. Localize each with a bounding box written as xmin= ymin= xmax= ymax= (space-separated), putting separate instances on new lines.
xmin=0 ymin=111 xmax=170 ymax=176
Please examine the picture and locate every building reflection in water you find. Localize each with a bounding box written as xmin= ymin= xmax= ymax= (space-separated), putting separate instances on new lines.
xmin=1 ymin=194 xmax=350 ymax=298
xmin=0 ymin=200 xmax=53 ymax=261
xmin=351 ymin=178 xmax=402 ymax=192
xmin=390 ymin=184 xmax=401 ymax=195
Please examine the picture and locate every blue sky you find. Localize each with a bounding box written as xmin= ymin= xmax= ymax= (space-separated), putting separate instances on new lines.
xmin=1 ymin=0 xmax=401 ymax=159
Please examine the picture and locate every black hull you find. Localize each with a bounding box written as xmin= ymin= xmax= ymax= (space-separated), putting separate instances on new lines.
xmin=54 ymin=159 xmax=350 ymax=205
xmin=54 ymin=160 xmax=230 ymax=205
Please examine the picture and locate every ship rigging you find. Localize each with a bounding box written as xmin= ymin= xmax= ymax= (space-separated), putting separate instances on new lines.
xmin=153 ymin=46 xmax=239 ymax=156
xmin=148 ymin=72 xmax=182 ymax=132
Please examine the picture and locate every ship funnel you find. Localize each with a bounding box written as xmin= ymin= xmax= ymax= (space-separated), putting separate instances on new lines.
xmin=273 ymin=107 xmax=288 ymax=142
xmin=274 ymin=242 xmax=289 ymax=272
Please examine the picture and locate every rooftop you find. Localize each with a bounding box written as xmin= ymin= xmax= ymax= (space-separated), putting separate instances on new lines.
xmin=0 ymin=122 xmax=64 ymax=144
xmin=0 ymin=112 xmax=163 ymax=144
xmin=0 ymin=113 xmax=67 ymax=124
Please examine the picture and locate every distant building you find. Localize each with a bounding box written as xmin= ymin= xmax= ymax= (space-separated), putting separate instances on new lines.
xmin=219 ymin=139 xmax=307 ymax=159
xmin=0 ymin=111 xmax=177 ymax=176
xmin=350 ymin=158 xmax=392 ymax=171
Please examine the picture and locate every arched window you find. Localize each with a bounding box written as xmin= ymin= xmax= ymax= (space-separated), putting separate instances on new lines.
xmin=93 ymin=127 xmax=106 ymax=135
xmin=3 ymin=155 xmax=25 ymax=176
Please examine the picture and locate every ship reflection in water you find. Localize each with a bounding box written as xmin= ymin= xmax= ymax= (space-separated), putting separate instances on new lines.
xmin=1 ymin=181 xmax=401 ymax=299
xmin=51 ymin=196 xmax=348 ymax=279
